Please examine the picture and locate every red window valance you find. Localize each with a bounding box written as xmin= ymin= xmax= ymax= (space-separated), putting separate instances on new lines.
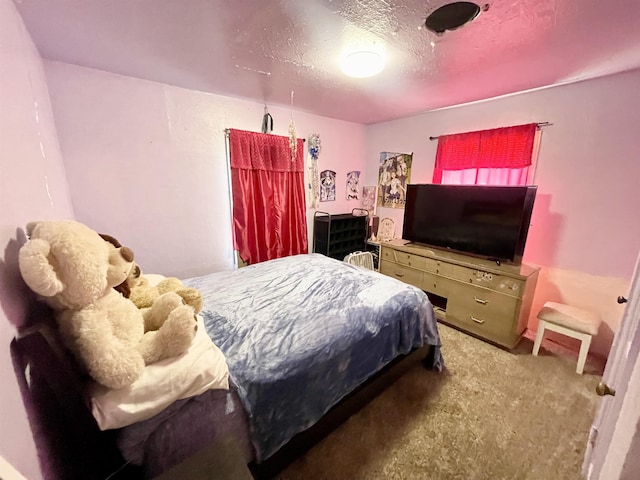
xmin=433 ymin=123 xmax=537 ymax=183
xmin=229 ymin=129 xmax=304 ymax=172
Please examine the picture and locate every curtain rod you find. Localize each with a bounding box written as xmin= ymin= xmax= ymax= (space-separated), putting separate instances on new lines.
xmin=224 ymin=128 xmax=305 ymax=141
xmin=428 ymin=122 xmax=552 ymax=141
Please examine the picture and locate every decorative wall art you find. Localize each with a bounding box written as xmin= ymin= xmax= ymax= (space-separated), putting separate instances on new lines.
xmin=346 ymin=171 xmax=360 ymax=200
xmin=288 ymin=91 xmax=297 ymax=162
xmin=320 ymin=170 xmax=336 ymax=202
xmin=361 ymin=185 xmax=378 ymax=216
xmin=307 ymin=133 xmax=321 ymax=209
xmin=377 ymin=152 xmax=413 ymax=208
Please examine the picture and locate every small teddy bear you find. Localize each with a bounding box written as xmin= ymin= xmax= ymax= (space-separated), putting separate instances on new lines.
xmin=115 ymin=263 xmax=203 ymax=314
xmin=99 ymin=233 xmax=203 ymax=315
xmin=19 ymin=220 xmax=198 ymax=390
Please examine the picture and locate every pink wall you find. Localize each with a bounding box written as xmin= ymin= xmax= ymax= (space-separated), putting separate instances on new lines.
xmin=0 ymin=0 xmax=74 ymax=478
xmin=366 ymin=69 xmax=640 ymax=357
xmin=44 ymin=62 xmax=368 ymax=279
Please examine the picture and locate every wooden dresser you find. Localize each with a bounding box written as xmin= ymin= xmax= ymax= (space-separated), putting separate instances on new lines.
xmin=380 ymin=240 xmax=540 ymax=349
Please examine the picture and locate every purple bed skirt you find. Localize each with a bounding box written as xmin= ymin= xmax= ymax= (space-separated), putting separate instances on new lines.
xmin=116 ymin=387 xmax=254 ymax=477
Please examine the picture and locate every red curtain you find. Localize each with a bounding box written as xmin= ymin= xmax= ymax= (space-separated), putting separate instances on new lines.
xmin=433 ymin=123 xmax=537 ymax=184
xmin=229 ymin=129 xmax=308 ymax=265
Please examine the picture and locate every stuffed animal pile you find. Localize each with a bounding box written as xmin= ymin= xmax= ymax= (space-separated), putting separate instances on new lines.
xmin=18 ymin=220 xmax=198 ymax=390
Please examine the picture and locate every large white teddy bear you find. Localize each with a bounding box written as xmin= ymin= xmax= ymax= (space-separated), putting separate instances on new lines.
xmin=19 ymin=220 xmax=198 ymax=390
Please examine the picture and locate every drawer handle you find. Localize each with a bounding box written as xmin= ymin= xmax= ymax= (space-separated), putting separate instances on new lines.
xmin=394 ymin=272 xmax=405 ymax=278
xmin=473 ymin=297 xmax=489 ymax=305
xmin=470 ymin=316 xmax=485 ymax=324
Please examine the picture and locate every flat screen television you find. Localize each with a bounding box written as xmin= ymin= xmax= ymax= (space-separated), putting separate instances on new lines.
xmin=402 ymin=184 xmax=537 ymax=265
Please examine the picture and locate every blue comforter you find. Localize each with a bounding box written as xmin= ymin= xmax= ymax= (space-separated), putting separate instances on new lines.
xmin=184 ymin=253 xmax=442 ymax=461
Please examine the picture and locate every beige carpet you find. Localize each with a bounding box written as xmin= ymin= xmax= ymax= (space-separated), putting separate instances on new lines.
xmin=278 ymin=324 xmax=602 ymax=480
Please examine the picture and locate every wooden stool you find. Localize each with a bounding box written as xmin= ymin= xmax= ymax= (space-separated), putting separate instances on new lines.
xmin=532 ymin=301 xmax=601 ymax=374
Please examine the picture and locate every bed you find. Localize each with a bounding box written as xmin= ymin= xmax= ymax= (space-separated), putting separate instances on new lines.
xmin=12 ymin=253 xmax=442 ymax=479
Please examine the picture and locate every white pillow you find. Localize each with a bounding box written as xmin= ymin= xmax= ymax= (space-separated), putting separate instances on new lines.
xmin=88 ymin=315 xmax=229 ymax=430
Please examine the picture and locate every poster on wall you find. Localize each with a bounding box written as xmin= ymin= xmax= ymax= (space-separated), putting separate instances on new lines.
xmin=377 ymin=151 xmax=412 ymax=208
xmin=361 ymin=185 xmax=378 ymax=215
xmin=320 ymin=170 xmax=336 ymax=202
xmin=346 ymin=171 xmax=360 ymax=200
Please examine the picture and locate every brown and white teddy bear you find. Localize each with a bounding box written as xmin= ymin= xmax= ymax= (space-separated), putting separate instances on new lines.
xmin=113 ymin=261 xmax=204 ymax=314
xmin=19 ymin=220 xmax=198 ymax=390
xmin=100 ymin=233 xmax=203 ymax=314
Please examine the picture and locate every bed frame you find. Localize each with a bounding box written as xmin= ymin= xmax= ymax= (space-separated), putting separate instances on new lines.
xmin=10 ymin=320 xmax=139 ymax=479
xmin=11 ymin=316 xmax=436 ymax=480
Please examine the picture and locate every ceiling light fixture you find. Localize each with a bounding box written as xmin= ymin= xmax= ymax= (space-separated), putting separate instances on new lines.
xmin=341 ymin=51 xmax=385 ymax=78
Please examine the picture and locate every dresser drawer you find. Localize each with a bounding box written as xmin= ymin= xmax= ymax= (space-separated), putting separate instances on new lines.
xmin=422 ymin=271 xmax=453 ymax=298
xmin=424 ymin=257 xmax=452 ymax=276
xmin=380 ymin=247 xmax=454 ymax=275
xmin=446 ymin=289 xmax=521 ymax=344
xmin=380 ymin=260 xmax=423 ymax=289
xmin=447 ymin=264 xmax=524 ymax=297
xmin=381 ymin=249 xmax=427 ymax=270
xmin=380 ymin=246 xmax=395 ymax=262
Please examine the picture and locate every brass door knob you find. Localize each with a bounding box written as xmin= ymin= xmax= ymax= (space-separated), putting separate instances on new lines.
xmin=596 ymin=382 xmax=616 ymax=396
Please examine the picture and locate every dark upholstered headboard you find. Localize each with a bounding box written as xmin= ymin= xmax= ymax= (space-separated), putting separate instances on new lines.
xmin=11 ymin=319 xmax=141 ymax=479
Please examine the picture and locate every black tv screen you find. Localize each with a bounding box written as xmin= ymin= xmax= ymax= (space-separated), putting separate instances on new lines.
xmin=402 ymin=184 xmax=537 ymax=264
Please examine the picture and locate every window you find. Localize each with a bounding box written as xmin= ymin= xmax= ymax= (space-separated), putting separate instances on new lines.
xmin=433 ymin=123 xmax=540 ymax=186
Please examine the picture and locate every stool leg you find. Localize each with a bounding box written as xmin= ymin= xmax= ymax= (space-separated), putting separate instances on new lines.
xmin=532 ymin=321 xmax=546 ymax=356
xmin=576 ymin=334 xmax=592 ymax=375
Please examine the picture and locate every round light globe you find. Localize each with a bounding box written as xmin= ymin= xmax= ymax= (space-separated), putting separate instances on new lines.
xmin=341 ymin=51 xmax=385 ymax=78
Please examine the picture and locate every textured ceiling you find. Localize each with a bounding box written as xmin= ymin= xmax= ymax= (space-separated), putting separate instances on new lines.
xmin=14 ymin=0 xmax=640 ymax=124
